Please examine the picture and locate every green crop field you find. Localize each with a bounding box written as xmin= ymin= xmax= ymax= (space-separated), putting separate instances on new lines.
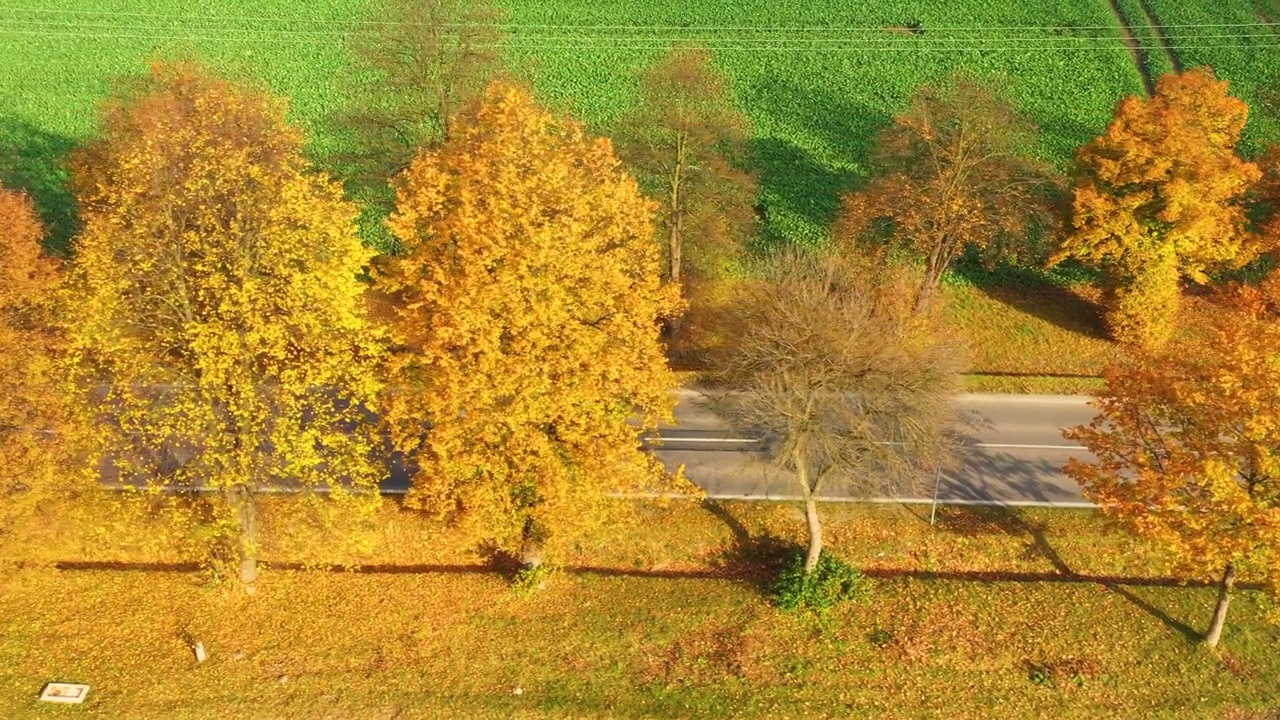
xmin=1142 ymin=0 xmax=1280 ymax=153
xmin=0 ymin=0 xmax=1275 ymax=252
xmin=0 ymin=0 xmax=1149 ymax=250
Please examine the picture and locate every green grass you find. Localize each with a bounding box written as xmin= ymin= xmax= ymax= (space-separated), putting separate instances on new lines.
xmin=0 ymin=0 xmax=1146 ymax=250
xmin=2 ymin=501 xmax=1278 ymax=718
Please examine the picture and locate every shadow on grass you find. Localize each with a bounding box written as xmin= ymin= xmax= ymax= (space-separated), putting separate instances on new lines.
xmin=746 ymin=136 xmax=858 ymax=246
xmin=935 ymin=505 xmax=1202 ymax=642
xmin=976 ymin=282 xmax=1108 ymax=341
xmin=743 ymin=79 xmax=888 ymax=246
xmin=49 ymin=558 xmax=1262 ymax=596
xmin=693 ymin=498 xmax=797 ymax=591
xmin=0 ymin=116 xmax=80 ymax=256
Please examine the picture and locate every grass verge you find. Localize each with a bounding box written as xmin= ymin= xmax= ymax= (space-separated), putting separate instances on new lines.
xmin=2 ymin=499 xmax=1277 ymax=718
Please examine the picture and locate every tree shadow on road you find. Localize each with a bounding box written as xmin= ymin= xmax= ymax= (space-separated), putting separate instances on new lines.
xmin=939 ymin=449 xmax=1082 ymax=504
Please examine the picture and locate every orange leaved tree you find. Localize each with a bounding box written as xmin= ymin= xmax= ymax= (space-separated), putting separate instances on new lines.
xmin=376 ymin=82 xmax=690 ymax=568
xmin=0 ymin=184 xmax=82 ymax=542
xmin=1054 ymin=68 xmax=1262 ymax=348
xmin=835 ymin=73 xmax=1060 ymax=307
xmin=1063 ymin=274 xmax=1280 ymax=648
xmin=64 ymin=62 xmax=385 ymax=586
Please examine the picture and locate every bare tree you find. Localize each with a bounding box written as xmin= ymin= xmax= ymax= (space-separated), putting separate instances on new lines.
xmin=333 ymin=0 xmax=504 ymax=201
xmin=716 ymin=249 xmax=960 ymax=573
xmin=617 ymin=44 xmax=757 ymax=289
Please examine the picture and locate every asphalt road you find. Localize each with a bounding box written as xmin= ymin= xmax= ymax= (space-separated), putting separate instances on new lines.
xmin=652 ymin=390 xmax=1098 ymax=506
xmin=108 ymin=390 xmax=1101 ymax=506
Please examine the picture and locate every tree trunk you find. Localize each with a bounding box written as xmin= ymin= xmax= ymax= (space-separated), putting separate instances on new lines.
xmin=914 ymin=279 xmax=937 ymax=313
xmin=227 ymin=484 xmax=259 ymax=586
xmin=669 ymin=201 xmax=682 ymax=286
xmin=794 ymin=444 xmax=822 ymax=574
xmin=803 ymin=496 xmax=823 ymax=574
xmin=668 ymin=134 xmax=687 ymax=286
xmin=519 ymin=518 xmax=544 ymax=569
xmin=1204 ymin=563 xmax=1236 ymax=648
xmin=915 ymin=235 xmax=954 ymax=312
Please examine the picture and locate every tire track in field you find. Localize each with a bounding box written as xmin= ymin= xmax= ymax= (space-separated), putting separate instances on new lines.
xmin=1134 ymin=0 xmax=1182 ymax=73
xmin=1103 ymin=0 xmax=1156 ymax=96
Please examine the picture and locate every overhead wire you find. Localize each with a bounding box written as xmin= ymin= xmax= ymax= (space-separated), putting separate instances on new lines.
xmin=1 ymin=16 xmax=1278 ymax=44
xmin=3 ymin=4 xmax=1280 ymax=34
xmin=0 ymin=24 xmax=1276 ymax=52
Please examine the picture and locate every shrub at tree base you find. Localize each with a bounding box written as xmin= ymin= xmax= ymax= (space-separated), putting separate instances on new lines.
xmin=768 ymin=550 xmax=868 ymax=615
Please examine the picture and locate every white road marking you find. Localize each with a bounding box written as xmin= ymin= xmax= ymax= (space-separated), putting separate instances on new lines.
xmin=647 ymin=437 xmax=757 ymax=443
xmin=649 ymin=438 xmax=1086 ymax=451
xmin=975 ymin=443 xmax=1085 ymax=450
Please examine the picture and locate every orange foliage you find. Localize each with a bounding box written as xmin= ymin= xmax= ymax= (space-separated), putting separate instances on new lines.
xmin=376 ymin=82 xmax=691 ymax=563
xmin=835 ymin=74 xmax=1060 ymax=304
xmin=0 ymin=185 xmax=79 ymax=539
xmin=617 ymin=44 xmax=757 ymax=288
xmin=1056 ymin=68 xmax=1262 ymax=348
xmin=1064 ymin=272 xmax=1280 ymax=624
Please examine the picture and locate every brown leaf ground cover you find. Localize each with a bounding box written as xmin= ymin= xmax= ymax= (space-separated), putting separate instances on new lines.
xmin=2 ymin=499 xmax=1278 ymax=718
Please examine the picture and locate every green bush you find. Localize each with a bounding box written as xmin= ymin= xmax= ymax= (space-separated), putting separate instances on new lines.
xmin=768 ymin=550 xmax=868 ymax=614
xmin=511 ymin=563 xmax=554 ymax=597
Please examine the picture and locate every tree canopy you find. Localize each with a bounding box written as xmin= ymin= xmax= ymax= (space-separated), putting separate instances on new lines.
xmin=376 ymin=82 xmax=689 ymax=566
xmin=616 ymin=44 xmax=757 ymax=289
xmin=716 ymin=248 xmax=959 ymax=573
xmin=0 ymin=184 xmax=80 ymax=540
xmin=836 ymin=73 xmax=1060 ymax=306
xmin=1063 ymin=273 xmax=1280 ymax=647
xmin=65 ymin=62 xmax=385 ymax=585
xmin=1054 ymin=68 xmax=1262 ymax=348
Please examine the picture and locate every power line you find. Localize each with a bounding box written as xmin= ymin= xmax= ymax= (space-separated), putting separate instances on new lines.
xmin=1 ymin=27 xmax=1277 ymax=52
xmin=1 ymin=17 xmax=1275 ymax=44
xmin=2 ymin=5 xmax=1280 ymax=33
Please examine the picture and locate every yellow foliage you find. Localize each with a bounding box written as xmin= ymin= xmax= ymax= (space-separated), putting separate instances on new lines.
xmin=1100 ymin=244 xmax=1181 ymax=349
xmin=376 ymin=82 xmax=691 ymax=562
xmin=62 ymin=62 xmax=385 ymax=577
xmin=1056 ymin=68 xmax=1262 ymax=347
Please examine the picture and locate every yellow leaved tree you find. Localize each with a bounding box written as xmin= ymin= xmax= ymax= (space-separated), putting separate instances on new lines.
xmin=1053 ymin=68 xmax=1262 ymax=348
xmin=1063 ymin=273 xmax=1280 ymax=648
xmin=64 ymin=62 xmax=385 ymax=586
xmin=376 ymin=82 xmax=690 ymax=568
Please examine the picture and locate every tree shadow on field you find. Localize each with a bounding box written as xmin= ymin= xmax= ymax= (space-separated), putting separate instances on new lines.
xmin=0 ymin=116 xmax=80 ymax=256
xmin=1037 ymin=112 xmax=1104 ymax=171
xmin=979 ymin=280 xmax=1109 ymax=340
xmin=947 ymin=240 xmax=1110 ymax=341
xmin=701 ymin=499 xmax=795 ymax=596
xmin=935 ymin=504 xmax=1201 ymax=642
xmin=743 ymin=79 xmax=891 ymax=246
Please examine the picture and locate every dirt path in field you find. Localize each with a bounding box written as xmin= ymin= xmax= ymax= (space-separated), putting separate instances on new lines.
xmin=1104 ymin=0 xmax=1156 ymax=96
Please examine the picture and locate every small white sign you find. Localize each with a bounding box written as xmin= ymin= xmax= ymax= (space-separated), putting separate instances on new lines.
xmin=40 ymin=682 xmax=90 ymax=704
